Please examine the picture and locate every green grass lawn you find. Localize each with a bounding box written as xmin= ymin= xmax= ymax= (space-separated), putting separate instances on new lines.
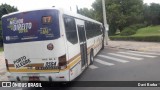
xmin=0 ymin=47 xmax=3 ymax=52
xmin=133 ymin=25 xmax=160 ymax=36
xmin=110 ymin=25 xmax=160 ymax=42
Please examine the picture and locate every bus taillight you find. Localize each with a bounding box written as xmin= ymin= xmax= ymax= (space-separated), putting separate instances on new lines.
xmin=58 ymin=55 xmax=67 ymax=69
xmin=5 ymin=59 xmax=9 ymax=71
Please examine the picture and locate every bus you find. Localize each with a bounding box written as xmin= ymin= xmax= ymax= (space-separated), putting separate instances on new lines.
xmin=2 ymin=7 xmax=104 ymax=81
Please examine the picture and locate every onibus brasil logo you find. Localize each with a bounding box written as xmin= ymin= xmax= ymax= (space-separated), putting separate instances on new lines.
xmin=2 ymin=82 xmax=42 ymax=87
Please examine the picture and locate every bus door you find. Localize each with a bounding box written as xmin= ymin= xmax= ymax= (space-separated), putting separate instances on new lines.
xmin=77 ymin=25 xmax=88 ymax=70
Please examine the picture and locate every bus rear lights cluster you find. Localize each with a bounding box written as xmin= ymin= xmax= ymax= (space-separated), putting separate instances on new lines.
xmin=47 ymin=43 xmax=54 ymax=50
xmin=58 ymin=55 xmax=67 ymax=69
xmin=5 ymin=59 xmax=9 ymax=71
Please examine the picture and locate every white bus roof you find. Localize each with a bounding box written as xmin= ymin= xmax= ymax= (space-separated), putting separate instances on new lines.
xmin=2 ymin=7 xmax=102 ymax=25
xmin=62 ymin=9 xmax=102 ymax=25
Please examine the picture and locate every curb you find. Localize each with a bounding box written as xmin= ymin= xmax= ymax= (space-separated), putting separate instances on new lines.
xmin=109 ymin=46 xmax=138 ymax=51
xmin=108 ymin=46 xmax=160 ymax=53
xmin=0 ymin=72 xmax=9 ymax=81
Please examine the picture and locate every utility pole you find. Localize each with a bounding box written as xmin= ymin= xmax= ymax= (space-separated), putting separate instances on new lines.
xmin=76 ymin=5 xmax=79 ymax=13
xmin=102 ymin=0 xmax=109 ymax=45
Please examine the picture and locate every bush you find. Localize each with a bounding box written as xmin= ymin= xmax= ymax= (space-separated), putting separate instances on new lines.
xmin=110 ymin=35 xmax=160 ymax=42
xmin=120 ymin=23 xmax=147 ymax=36
xmin=120 ymin=27 xmax=136 ymax=36
xmin=129 ymin=24 xmax=147 ymax=30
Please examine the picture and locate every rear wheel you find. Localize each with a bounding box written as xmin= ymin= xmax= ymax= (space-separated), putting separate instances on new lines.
xmin=101 ymin=37 xmax=104 ymax=50
xmin=101 ymin=42 xmax=104 ymax=50
xmin=90 ymin=50 xmax=94 ymax=65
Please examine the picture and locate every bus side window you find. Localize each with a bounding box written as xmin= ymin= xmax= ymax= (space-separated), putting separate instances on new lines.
xmin=63 ymin=15 xmax=78 ymax=44
xmin=85 ymin=21 xmax=93 ymax=39
xmin=85 ymin=21 xmax=102 ymax=39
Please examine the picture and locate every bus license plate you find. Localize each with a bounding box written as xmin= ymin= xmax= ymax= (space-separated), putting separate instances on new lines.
xmin=27 ymin=73 xmax=40 ymax=76
xmin=29 ymin=76 xmax=40 ymax=81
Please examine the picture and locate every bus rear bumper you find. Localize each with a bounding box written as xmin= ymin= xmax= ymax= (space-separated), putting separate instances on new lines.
xmin=7 ymin=71 xmax=70 ymax=81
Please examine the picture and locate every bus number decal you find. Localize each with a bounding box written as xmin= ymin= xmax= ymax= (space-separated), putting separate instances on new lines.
xmin=45 ymin=62 xmax=56 ymax=67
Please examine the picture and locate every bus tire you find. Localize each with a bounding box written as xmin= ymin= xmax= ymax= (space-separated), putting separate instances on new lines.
xmin=101 ymin=42 xmax=104 ymax=50
xmin=90 ymin=50 xmax=94 ymax=65
xmin=101 ymin=37 xmax=104 ymax=50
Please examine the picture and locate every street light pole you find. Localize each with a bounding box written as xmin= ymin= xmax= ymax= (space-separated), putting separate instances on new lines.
xmin=102 ymin=0 xmax=109 ymax=45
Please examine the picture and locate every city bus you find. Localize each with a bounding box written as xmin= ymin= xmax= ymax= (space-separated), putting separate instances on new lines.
xmin=2 ymin=7 xmax=104 ymax=81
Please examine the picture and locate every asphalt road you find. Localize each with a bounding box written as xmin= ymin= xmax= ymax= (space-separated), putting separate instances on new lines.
xmin=1 ymin=47 xmax=160 ymax=90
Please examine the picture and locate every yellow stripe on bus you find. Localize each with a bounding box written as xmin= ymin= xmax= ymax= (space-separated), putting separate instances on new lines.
xmin=8 ymin=42 xmax=101 ymax=73
xmin=8 ymin=55 xmax=81 ymax=72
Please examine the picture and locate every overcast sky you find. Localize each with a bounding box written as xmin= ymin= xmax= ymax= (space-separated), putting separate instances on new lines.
xmin=0 ymin=0 xmax=160 ymax=12
xmin=0 ymin=0 xmax=95 ymax=12
xmin=143 ymin=0 xmax=160 ymax=4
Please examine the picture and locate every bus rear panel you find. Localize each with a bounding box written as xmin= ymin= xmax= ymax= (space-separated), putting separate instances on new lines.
xmin=2 ymin=9 xmax=69 ymax=81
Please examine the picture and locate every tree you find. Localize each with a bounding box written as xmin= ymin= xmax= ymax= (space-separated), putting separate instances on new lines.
xmin=92 ymin=0 xmax=103 ymax=22
xmin=0 ymin=21 xmax=2 ymax=35
xmin=0 ymin=3 xmax=18 ymax=20
xmin=149 ymin=3 xmax=160 ymax=25
xmin=0 ymin=4 xmax=18 ymax=33
xmin=143 ymin=3 xmax=160 ymax=25
xmin=79 ymin=8 xmax=96 ymax=19
xmin=143 ymin=4 xmax=150 ymax=25
xmin=92 ymin=0 xmax=144 ymax=35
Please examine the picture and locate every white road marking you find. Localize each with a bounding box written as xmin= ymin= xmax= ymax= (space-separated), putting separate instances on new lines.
xmin=89 ymin=65 xmax=98 ymax=69
xmin=97 ymin=55 xmax=129 ymax=63
xmin=108 ymin=53 xmax=143 ymax=60
xmin=14 ymin=89 xmax=22 ymax=90
xmin=118 ymin=52 xmax=157 ymax=58
xmin=129 ymin=51 xmax=160 ymax=55
xmin=95 ymin=59 xmax=115 ymax=66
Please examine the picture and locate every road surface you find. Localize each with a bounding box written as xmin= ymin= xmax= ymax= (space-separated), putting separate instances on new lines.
xmin=1 ymin=47 xmax=160 ymax=90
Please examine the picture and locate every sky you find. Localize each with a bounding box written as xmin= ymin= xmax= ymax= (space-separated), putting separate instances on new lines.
xmin=0 ymin=0 xmax=95 ymax=12
xmin=143 ymin=0 xmax=160 ymax=4
xmin=0 ymin=0 xmax=160 ymax=12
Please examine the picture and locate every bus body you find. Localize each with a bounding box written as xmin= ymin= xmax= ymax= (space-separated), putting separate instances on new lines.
xmin=2 ymin=8 xmax=104 ymax=81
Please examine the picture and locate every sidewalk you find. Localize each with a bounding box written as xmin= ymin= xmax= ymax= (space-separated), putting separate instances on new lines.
xmin=107 ymin=40 xmax=160 ymax=53
xmin=0 ymin=52 xmax=6 ymax=74
xmin=0 ymin=52 xmax=8 ymax=81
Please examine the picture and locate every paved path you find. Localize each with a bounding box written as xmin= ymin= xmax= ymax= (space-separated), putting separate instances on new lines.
xmin=0 ymin=52 xmax=8 ymax=81
xmin=108 ymin=40 xmax=160 ymax=53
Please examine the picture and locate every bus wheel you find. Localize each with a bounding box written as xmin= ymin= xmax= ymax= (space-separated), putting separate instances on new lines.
xmin=90 ymin=50 xmax=94 ymax=65
xmin=101 ymin=39 xmax=104 ymax=50
xmin=101 ymin=42 xmax=104 ymax=50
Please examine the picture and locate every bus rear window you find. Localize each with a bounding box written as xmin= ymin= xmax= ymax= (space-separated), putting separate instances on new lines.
xmin=2 ymin=10 xmax=60 ymax=44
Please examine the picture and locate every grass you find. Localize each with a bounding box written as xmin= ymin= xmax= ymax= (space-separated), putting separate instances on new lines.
xmin=0 ymin=47 xmax=3 ymax=52
xmin=110 ymin=25 xmax=160 ymax=42
xmin=133 ymin=25 xmax=160 ymax=36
